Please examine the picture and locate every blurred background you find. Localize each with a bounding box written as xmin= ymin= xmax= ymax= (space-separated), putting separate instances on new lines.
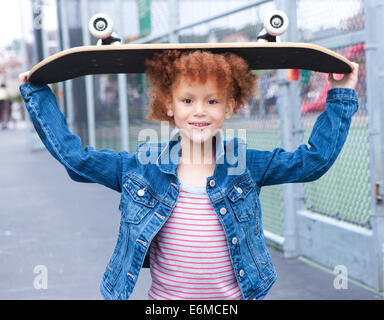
xmin=1 ymin=0 xmax=384 ymax=300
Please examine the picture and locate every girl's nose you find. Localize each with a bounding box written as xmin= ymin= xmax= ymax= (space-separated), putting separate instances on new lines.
xmin=193 ymin=101 xmax=206 ymax=115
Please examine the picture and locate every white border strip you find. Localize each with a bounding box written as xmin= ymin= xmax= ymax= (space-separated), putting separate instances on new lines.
xmin=297 ymin=210 xmax=373 ymax=236
xmin=264 ymin=230 xmax=285 ymax=246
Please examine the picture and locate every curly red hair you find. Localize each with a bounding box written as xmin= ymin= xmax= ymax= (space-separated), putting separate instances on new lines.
xmin=144 ymin=50 xmax=256 ymax=126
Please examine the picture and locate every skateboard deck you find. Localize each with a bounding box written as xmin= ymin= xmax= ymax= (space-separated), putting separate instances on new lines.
xmin=28 ymin=42 xmax=353 ymax=84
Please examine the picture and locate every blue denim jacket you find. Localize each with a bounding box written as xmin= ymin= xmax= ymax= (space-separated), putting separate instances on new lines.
xmin=20 ymin=83 xmax=358 ymax=300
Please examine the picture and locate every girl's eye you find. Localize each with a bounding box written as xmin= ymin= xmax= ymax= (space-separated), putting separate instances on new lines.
xmin=208 ymin=99 xmax=218 ymax=105
xmin=183 ymin=99 xmax=192 ymax=104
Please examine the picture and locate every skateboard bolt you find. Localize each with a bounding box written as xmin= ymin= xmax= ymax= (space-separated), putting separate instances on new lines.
xmin=94 ymin=18 xmax=107 ymax=31
xmin=270 ymin=15 xmax=283 ymax=28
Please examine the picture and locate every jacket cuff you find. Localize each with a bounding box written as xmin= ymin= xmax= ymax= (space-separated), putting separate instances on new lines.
xmin=326 ymin=88 xmax=358 ymax=116
xmin=19 ymin=83 xmax=49 ymax=101
xmin=327 ymin=88 xmax=358 ymax=102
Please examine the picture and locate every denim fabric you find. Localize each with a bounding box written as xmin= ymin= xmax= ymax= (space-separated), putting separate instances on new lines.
xmin=20 ymin=83 xmax=358 ymax=300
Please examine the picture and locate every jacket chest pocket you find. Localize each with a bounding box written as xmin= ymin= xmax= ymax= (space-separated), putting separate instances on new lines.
xmin=227 ymin=176 xmax=258 ymax=222
xmin=119 ymin=176 xmax=159 ymax=224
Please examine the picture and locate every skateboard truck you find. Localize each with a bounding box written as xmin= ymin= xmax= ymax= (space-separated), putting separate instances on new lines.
xmin=257 ymin=10 xmax=289 ymax=43
xmin=89 ymin=10 xmax=288 ymax=45
xmin=89 ymin=13 xmax=122 ymax=45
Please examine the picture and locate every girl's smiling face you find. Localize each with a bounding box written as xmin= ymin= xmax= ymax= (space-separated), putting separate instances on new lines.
xmin=168 ymin=75 xmax=235 ymax=148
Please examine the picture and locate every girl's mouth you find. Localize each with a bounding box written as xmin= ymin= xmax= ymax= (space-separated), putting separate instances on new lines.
xmin=189 ymin=122 xmax=210 ymax=129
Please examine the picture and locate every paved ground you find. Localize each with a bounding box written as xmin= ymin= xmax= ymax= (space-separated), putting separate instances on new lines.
xmin=0 ymin=125 xmax=382 ymax=300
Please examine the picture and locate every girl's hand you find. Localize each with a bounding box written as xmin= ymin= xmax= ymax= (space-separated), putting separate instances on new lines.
xmin=328 ymin=62 xmax=359 ymax=90
xmin=18 ymin=71 xmax=30 ymax=84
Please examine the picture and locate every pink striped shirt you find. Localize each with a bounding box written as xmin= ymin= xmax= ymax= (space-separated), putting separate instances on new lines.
xmin=148 ymin=181 xmax=242 ymax=300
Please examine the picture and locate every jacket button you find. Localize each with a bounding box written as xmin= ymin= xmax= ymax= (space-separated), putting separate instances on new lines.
xmin=209 ymin=179 xmax=216 ymax=187
xmin=236 ymin=187 xmax=243 ymax=194
xmin=219 ymin=207 xmax=227 ymax=215
xmin=239 ymin=269 xmax=245 ymax=277
xmin=232 ymin=237 xmax=238 ymax=245
xmin=137 ymin=189 xmax=145 ymax=197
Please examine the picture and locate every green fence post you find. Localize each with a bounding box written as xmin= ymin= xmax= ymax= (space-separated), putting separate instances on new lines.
xmin=275 ymin=0 xmax=303 ymax=258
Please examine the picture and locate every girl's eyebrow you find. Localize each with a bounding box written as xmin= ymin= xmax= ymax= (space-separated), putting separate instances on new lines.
xmin=178 ymin=91 xmax=196 ymax=97
xmin=178 ymin=91 xmax=220 ymax=98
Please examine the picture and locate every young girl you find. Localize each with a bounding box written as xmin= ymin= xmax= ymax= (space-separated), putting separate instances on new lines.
xmin=19 ymin=50 xmax=358 ymax=300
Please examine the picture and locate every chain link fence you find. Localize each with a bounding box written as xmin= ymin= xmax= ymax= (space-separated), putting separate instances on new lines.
xmin=297 ymin=0 xmax=369 ymax=228
xmin=297 ymin=0 xmax=364 ymax=41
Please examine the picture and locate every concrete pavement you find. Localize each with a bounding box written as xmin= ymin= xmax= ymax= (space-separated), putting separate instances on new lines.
xmin=0 ymin=126 xmax=382 ymax=299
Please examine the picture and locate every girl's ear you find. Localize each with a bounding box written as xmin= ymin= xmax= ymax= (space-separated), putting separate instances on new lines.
xmin=167 ymin=102 xmax=174 ymax=117
xmin=224 ymin=99 xmax=235 ymax=120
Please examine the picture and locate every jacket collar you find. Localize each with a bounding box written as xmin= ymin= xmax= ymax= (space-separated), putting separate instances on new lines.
xmin=156 ymin=127 xmax=225 ymax=176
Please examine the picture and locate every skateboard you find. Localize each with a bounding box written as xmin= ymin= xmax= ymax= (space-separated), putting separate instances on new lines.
xmin=27 ymin=10 xmax=353 ymax=84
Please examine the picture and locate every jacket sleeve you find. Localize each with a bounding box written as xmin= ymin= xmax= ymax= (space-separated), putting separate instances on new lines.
xmin=20 ymin=83 xmax=136 ymax=193
xmin=247 ymin=88 xmax=359 ymax=187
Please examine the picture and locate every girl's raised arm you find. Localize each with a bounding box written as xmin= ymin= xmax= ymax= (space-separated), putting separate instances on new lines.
xmin=19 ymin=73 xmax=137 ymax=193
xmin=247 ymin=63 xmax=359 ymax=187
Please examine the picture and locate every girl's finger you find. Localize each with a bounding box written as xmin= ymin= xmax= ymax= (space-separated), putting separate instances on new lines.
xmin=18 ymin=72 xmax=29 ymax=84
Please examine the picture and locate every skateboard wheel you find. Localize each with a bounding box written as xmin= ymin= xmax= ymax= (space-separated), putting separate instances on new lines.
xmin=89 ymin=13 xmax=114 ymax=39
xmin=263 ymin=10 xmax=289 ymax=36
